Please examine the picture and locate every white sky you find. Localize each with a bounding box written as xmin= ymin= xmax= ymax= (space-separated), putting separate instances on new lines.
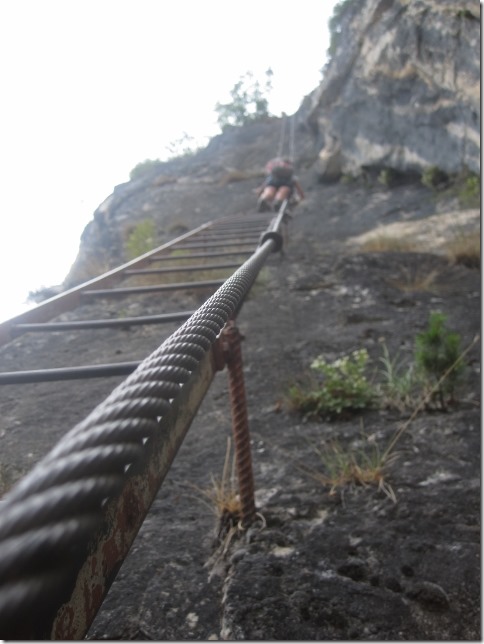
xmin=0 ymin=0 xmax=338 ymax=323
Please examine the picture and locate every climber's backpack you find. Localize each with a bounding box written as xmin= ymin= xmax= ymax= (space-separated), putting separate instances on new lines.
xmin=265 ymin=158 xmax=294 ymax=180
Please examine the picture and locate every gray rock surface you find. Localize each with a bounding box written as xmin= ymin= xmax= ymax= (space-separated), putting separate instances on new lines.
xmin=0 ymin=175 xmax=480 ymax=639
xmin=0 ymin=1 xmax=480 ymax=637
xmin=64 ymin=0 xmax=480 ymax=289
xmin=307 ymin=0 xmax=480 ymax=178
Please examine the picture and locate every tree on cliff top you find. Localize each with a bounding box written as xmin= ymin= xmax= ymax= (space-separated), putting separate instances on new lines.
xmin=215 ymin=69 xmax=273 ymax=131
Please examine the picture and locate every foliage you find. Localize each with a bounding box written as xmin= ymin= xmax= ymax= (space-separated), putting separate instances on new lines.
xmin=124 ymin=219 xmax=157 ymax=260
xmin=376 ymin=343 xmax=420 ymax=411
xmin=378 ymin=167 xmax=398 ymax=187
xmin=129 ymin=158 xmax=164 ymax=181
xmin=421 ymin=166 xmax=448 ymax=189
xmin=456 ymin=8 xmax=478 ymax=20
xmin=215 ymin=69 xmax=273 ymax=131
xmin=421 ymin=166 xmax=480 ymax=209
xmin=458 ymin=173 xmax=480 ymax=208
xmin=415 ymin=312 xmax=465 ymax=406
xmin=288 ymin=349 xmax=375 ymax=418
xmin=340 ymin=173 xmax=356 ymax=184
xmin=308 ymin=436 xmax=396 ymax=501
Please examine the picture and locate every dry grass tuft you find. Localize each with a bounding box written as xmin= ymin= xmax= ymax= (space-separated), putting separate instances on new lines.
xmin=359 ymin=235 xmax=420 ymax=253
xmin=387 ymin=266 xmax=440 ymax=293
xmin=444 ymin=232 xmax=480 ymax=268
xmin=196 ymin=438 xmax=242 ymax=538
xmin=187 ymin=438 xmax=245 ymax=578
xmin=304 ymin=434 xmax=397 ymax=503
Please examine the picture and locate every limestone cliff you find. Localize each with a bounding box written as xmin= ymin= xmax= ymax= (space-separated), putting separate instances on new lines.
xmin=64 ymin=0 xmax=480 ymax=287
xmin=307 ymin=0 xmax=480 ymax=179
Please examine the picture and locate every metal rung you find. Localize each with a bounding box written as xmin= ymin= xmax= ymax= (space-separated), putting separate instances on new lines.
xmin=12 ymin=311 xmax=196 ymax=334
xmin=124 ymin=263 xmax=241 ymax=275
xmin=0 ymin=362 xmax=140 ymax=384
xmin=172 ymin=241 xmax=257 ymax=250
xmin=192 ymin=233 xmax=262 ymax=240
xmin=83 ymin=279 xmax=225 ymax=297
xmin=149 ymin=250 xmax=253 ymax=261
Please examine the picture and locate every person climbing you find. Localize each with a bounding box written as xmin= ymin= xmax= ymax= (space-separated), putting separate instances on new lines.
xmin=255 ymin=157 xmax=305 ymax=212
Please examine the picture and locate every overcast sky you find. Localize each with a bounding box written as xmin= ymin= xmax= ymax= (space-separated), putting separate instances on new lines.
xmin=0 ymin=0 xmax=339 ymax=322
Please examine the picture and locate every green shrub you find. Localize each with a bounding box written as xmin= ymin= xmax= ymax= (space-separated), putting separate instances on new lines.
xmin=124 ymin=220 xmax=157 ymax=260
xmin=288 ymin=349 xmax=375 ymax=418
xmin=340 ymin=173 xmax=356 ymax=184
xmin=378 ymin=168 xmax=398 ymax=187
xmin=458 ymin=173 xmax=480 ymax=208
xmin=215 ymin=69 xmax=273 ymax=131
xmin=421 ymin=166 xmax=448 ymax=189
xmin=415 ymin=312 xmax=465 ymax=406
xmin=457 ymin=8 xmax=478 ymax=20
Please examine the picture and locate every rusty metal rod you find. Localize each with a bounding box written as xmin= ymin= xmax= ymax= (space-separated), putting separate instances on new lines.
xmin=222 ymin=321 xmax=256 ymax=527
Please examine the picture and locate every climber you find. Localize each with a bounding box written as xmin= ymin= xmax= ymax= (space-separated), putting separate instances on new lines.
xmin=255 ymin=157 xmax=305 ymax=212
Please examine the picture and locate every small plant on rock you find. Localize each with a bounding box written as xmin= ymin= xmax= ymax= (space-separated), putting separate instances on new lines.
xmin=305 ymin=433 xmax=396 ymax=502
xmin=288 ymin=349 xmax=376 ymax=419
xmin=124 ymin=220 xmax=157 ymax=260
xmin=199 ymin=438 xmax=242 ymax=539
xmin=458 ymin=173 xmax=480 ymax=208
xmin=378 ymin=167 xmax=398 ymax=188
xmin=415 ymin=312 xmax=465 ymax=408
xmin=421 ymin=166 xmax=448 ymax=190
xmin=377 ymin=342 xmax=420 ymax=412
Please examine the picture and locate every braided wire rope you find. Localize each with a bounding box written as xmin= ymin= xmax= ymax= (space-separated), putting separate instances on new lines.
xmin=0 ymin=229 xmax=279 ymax=633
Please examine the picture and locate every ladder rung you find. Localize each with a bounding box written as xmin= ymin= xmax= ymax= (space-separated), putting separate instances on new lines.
xmin=83 ymin=279 xmax=225 ymax=297
xmin=0 ymin=362 xmax=141 ymax=384
xmin=12 ymin=311 xmax=196 ymax=334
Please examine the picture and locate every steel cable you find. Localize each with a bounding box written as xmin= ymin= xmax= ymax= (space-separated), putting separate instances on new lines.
xmin=0 ymin=235 xmax=277 ymax=634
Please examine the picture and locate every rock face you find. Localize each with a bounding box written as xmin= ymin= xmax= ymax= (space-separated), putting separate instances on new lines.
xmin=64 ymin=120 xmax=288 ymax=287
xmin=64 ymin=0 xmax=480 ymax=285
xmin=306 ymin=0 xmax=480 ymax=179
xmin=2 ymin=178 xmax=480 ymax=640
xmin=1 ymin=1 xmax=481 ymax=634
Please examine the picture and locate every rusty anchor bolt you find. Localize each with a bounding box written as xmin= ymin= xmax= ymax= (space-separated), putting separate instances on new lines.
xmin=220 ymin=321 xmax=256 ymax=527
